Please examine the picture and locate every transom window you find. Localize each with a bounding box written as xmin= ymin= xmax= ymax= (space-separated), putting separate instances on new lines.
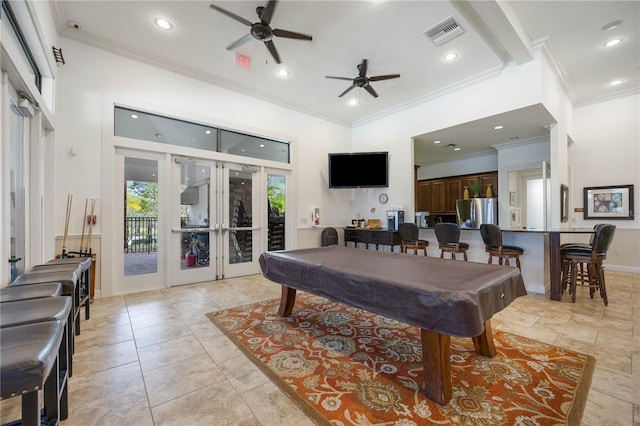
xmin=114 ymin=107 xmax=290 ymax=164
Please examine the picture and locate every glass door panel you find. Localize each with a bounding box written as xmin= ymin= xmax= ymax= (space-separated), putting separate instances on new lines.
xmin=117 ymin=151 xmax=166 ymax=294
xmin=267 ymin=173 xmax=286 ymax=251
xmin=221 ymin=164 xmax=261 ymax=278
xmin=171 ymin=158 xmax=216 ymax=285
xmin=124 ymin=158 xmax=159 ymax=276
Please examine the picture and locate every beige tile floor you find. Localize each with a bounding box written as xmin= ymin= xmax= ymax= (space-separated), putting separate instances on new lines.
xmin=2 ymin=271 xmax=638 ymax=425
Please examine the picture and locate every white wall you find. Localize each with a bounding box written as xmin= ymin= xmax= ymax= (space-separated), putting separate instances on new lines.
xmin=53 ymin=38 xmax=352 ymax=250
xmin=417 ymin=152 xmax=498 ymax=180
xmin=567 ymin=94 xmax=640 ymax=271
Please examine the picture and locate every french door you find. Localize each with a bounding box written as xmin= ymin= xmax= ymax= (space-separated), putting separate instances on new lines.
xmin=170 ymin=157 xmax=261 ymax=286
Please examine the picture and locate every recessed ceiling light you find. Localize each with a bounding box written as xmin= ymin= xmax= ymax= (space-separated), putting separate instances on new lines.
xmin=155 ymin=18 xmax=173 ymax=30
xmin=205 ymin=130 xmax=212 ymax=134
xmin=602 ymin=20 xmax=622 ymax=31
xmin=259 ymin=144 xmax=265 ymax=148
xmin=453 ymin=147 xmax=461 ymax=151
xmin=277 ymin=68 xmax=290 ymax=78
xmin=130 ymin=114 xmax=138 ymax=119
xmin=155 ymin=133 xmax=163 ymax=138
xmin=493 ymin=125 xmax=504 ymax=130
xmin=443 ymin=52 xmax=458 ymax=62
xmin=610 ymin=79 xmax=624 ymax=86
xmin=433 ymin=140 xmax=441 ymax=144
xmin=348 ymin=98 xmax=360 ymax=106
xmin=604 ymin=38 xmax=622 ymax=47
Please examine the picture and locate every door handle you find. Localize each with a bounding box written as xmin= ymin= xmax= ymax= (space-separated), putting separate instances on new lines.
xmin=172 ymin=228 xmax=211 ymax=233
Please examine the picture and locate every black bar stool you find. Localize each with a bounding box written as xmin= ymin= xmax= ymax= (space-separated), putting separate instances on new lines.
xmin=1 ymin=321 xmax=67 ymax=426
xmin=561 ymin=224 xmax=616 ymax=305
xmin=1 ymin=296 xmax=74 ymax=378
xmin=0 ymin=282 xmax=63 ymax=303
xmin=480 ymin=224 xmax=524 ymax=270
xmin=399 ymin=223 xmax=429 ymax=256
xmin=434 ymin=223 xmax=469 ymax=261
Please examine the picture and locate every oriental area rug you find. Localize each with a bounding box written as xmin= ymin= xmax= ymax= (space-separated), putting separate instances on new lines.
xmin=207 ymin=294 xmax=595 ymax=425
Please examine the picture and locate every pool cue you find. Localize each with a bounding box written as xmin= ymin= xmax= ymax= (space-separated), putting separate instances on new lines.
xmin=85 ymin=199 xmax=96 ymax=256
xmin=61 ymin=194 xmax=72 ymax=258
xmin=77 ymin=198 xmax=88 ymax=255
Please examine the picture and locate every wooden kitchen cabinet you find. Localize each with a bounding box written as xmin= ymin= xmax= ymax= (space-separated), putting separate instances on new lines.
xmin=446 ymin=179 xmax=462 ymax=212
xmin=479 ymin=174 xmax=497 ymax=195
xmin=417 ymin=180 xmax=432 ymax=212
xmin=416 ymin=171 xmax=498 ymax=213
xmin=431 ymin=180 xmax=446 ymax=213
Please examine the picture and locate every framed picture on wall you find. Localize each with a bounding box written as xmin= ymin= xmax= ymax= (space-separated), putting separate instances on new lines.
xmin=560 ymin=184 xmax=569 ymax=223
xmin=509 ymin=191 xmax=516 ymax=206
xmin=583 ymin=184 xmax=634 ymax=219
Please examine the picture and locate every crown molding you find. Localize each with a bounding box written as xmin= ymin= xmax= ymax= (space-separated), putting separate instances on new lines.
xmin=352 ymin=63 xmax=505 ymax=128
xmin=533 ymin=36 xmax=576 ymax=105
xmin=492 ymin=135 xmax=549 ymax=151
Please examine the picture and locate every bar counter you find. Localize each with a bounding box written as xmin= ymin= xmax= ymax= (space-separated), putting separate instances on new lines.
xmin=419 ymin=227 xmax=595 ymax=300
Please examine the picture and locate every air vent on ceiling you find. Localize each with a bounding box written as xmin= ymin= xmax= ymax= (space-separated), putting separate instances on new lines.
xmin=423 ymin=17 xmax=464 ymax=46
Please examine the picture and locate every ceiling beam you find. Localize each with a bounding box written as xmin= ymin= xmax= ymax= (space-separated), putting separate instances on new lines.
xmin=452 ymin=0 xmax=534 ymax=65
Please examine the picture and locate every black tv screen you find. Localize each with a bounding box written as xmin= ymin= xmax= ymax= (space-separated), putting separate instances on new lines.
xmin=328 ymin=152 xmax=388 ymax=188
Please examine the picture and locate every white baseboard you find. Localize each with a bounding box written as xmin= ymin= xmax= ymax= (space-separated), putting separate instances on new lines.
xmin=605 ymin=264 xmax=640 ymax=274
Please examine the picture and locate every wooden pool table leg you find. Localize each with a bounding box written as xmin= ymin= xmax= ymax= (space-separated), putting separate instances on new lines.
xmin=421 ymin=320 xmax=496 ymax=405
xmin=421 ymin=329 xmax=451 ymax=405
xmin=472 ymin=320 xmax=497 ymax=357
xmin=278 ymin=286 xmax=297 ymax=316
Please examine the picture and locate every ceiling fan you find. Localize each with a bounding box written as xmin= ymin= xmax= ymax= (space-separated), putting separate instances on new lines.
xmin=325 ymin=59 xmax=400 ymax=98
xmin=209 ymin=0 xmax=312 ymax=64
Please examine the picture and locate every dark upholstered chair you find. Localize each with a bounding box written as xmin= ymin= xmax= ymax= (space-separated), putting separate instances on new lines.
xmin=479 ymin=224 xmax=524 ymax=270
xmin=398 ymin=223 xmax=429 ymax=256
xmin=560 ymin=224 xmax=601 ymax=288
xmin=321 ymin=227 xmax=339 ymax=246
xmin=434 ymin=223 xmax=469 ymax=261
xmin=561 ymin=224 xmax=616 ymax=305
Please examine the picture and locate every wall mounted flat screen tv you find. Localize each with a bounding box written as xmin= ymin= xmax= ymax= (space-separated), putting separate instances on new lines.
xmin=328 ymin=152 xmax=388 ymax=188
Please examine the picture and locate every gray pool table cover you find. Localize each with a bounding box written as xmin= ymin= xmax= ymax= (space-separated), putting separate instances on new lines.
xmin=259 ymin=245 xmax=527 ymax=337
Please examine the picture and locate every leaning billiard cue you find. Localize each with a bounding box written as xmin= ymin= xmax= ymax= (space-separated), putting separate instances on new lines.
xmin=61 ymin=193 xmax=72 ymax=258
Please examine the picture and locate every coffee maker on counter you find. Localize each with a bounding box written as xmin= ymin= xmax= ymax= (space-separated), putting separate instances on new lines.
xmin=387 ymin=210 xmax=404 ymax=231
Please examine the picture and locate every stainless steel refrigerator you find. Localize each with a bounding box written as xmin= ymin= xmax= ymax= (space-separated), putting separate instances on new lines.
xmin=456 ymin=198 xmax=497 ymax=229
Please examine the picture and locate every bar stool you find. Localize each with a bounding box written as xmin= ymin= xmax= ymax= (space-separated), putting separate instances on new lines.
xmin=1 ymin=297 xmax=74 ymax=377
xmin=1 ymin=321 xmax=67 ymax=426
xmin=434 ymin=223 xmax=469 ymax=261
xmin=561 ymin=224 xmax=616 ymax=306
xmin=32 ymin=260 xmax=91 ymax=320
xmin=560 ymin=224 xmax=608 ymax=292
xmin=0 ymin=283 xmax=63 ymax=303
xmin=399 ymin=223 xmax=429 ymax=256
xmin=480 ymin=224 xmax=524 ymax=270
xmin=11 ymin=270 xmax=81 ymax=338
xmin=45 ymin=256 xmax=94 ymax=304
